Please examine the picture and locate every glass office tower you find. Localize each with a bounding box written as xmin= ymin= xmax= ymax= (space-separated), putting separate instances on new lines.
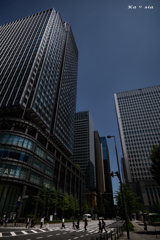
xmin=114 ymin=85 xmax=160 ymax=211
xmin=0 ymin=9 xmax=84 ymax=221
xmin=71 ymin=111 xmax=96 ymax=189
xmin=100 ymin=137 xmax=114 ymax=207
xmin=0 ymin=8 xmax=78 ymax=155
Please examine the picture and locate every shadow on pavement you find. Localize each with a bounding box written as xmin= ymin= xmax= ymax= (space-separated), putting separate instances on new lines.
xmin=135 ymin=231 xmax=160 ymax=235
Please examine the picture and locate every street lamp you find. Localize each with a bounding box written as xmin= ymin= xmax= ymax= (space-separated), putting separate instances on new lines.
xmin=107 ymin=135 xmax=130 ymax=239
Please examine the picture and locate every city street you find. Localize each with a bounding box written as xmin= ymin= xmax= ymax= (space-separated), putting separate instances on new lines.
xmin=0 ymin=220 xmax=124 ymax=239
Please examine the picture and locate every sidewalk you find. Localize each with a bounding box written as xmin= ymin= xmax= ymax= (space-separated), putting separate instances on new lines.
xmin=120 ymin=220 xmax=160 ymax=239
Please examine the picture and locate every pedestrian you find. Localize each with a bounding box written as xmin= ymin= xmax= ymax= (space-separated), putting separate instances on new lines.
xmin=46 ymin=218 xmax=49 ymax=230
xmin=26 ymin=217 xmax=30 ymax=228
xmin=77 ymin=219 xmax=79 ymax=229
xmin=61 ymin=218 xmax=65 ymax=229
xmin=98 ymin=220 xmax=101 ymax=233
xmin=72 ymin=217 xmax=75 ymax=229
xmin=31 ymin=218 xmax=35 ymax=228
xmin=102 ymin=220 xmax=106 ymax=232
xmin=5 ymin=218 xmax=8 ymax=227
xmin=84 ymin=218 xmax=87 ymax=231
xmin=40 ymin=216 xmax=45 ymax=228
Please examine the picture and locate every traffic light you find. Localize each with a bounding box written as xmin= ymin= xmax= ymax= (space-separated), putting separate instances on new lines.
xmin=115 ymin=171 xmax=120 ymax=180
xmin=110 ymin=171 xmax=114 ymax=177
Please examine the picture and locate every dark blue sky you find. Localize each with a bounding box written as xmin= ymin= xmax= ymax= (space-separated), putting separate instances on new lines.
xmin=1 ymin=0 xmax=160 ymax=197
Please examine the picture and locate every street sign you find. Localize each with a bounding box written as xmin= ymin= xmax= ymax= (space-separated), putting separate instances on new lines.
xmin=22 ymin=195 xmax=28 ymax=199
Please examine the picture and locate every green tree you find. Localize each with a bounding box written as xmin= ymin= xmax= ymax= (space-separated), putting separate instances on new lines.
xmin=83 ymin=200 xmax=89 ymax=214
xmin=151 ymin=204 xmax=160 ymax=214
xmin=115 ymin=183 xmax=140 ymax=218
xmin=48 ymin=187 xmax=58 ymax=213
xmin=149 ymin=144 xmax=160 ymax=186
xmin=68 ymin=194 xmax=75 ymax=216
xmin=36 ymin=184 xmax=47 ymax=217
xmin=74 ymin=198 xmax=80 ymax=214
xmin=98 ymin=201 xmax=105 ymax=216
xmin=93 ymin=205 xmax=99 ymax=215
xmin=137 ymin=203 xmax=149 ymax=214
xmin=63 ymin=194 xmax=70 ymax=212
xmin=87 ymin=202 xmax=93 ymax=215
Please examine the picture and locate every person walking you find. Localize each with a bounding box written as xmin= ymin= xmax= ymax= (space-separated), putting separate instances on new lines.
xmin=77 ymin=219 xmax=80 ymax=229
xmin=31 ymin=218 xmax=35 ymax=228
xmin=102 ymin=220 xmax=106 ymax=232
xmin=72 ymin=217 xmax=75 ymax=229
xmin=98 ymin=220 xmax=101 ymax=233
xmin=84 ymin=218 xmax=87 ymax=231
xmin=26 ymin=218 xmax=30 ymax=228
xmin=40 ymin=217 xmax=45 ymax=228
xmin=61 ymin=218 xmax=65 ymax=229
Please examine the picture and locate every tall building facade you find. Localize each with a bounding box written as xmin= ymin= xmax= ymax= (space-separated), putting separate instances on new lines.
xmin=94 ymin=131 xmax=106 ymax=194
xmin=71 ymin=111 xmax=96 ymax=189
xmin=1 ymin=8 xmax=78 ymax=155
xmin=100 ymin=137 xmax=114 ymax=207
xmin=114 ymin=85 xmax=160 ymax=211
xmin=0 ymin=9 xmax=84 ymax=220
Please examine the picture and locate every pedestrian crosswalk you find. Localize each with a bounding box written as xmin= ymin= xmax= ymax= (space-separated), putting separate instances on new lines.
xmin=0 ymin=226 xmax=101 ymax=237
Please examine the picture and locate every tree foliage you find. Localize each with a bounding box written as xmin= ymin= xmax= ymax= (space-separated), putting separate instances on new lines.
xmin=36 ymin=184 xmax=47 ymax=216
xmin=151 ymin=204 xmax=160 ymax=214
xmin=93 ymin=205 xmax=99 ymax=214
xmin=87 ymin=202 xmax=93 ymax=215
xmin=83 ymin=200 xmax=89 ymax=214
xmin=98 ymin=201 xmax=105 ymax=216
xmin=115 ymin=183 xmax=140 ymax=218
xmin=74 ymin=198 xmax=80 ymax=214
xmin=68 ymin=194 xmax=75 ymax=214
xmin=149 ymin=143 xmax=160 ymax=186
xmin=48 ymin=187 xmax=57 ymax=210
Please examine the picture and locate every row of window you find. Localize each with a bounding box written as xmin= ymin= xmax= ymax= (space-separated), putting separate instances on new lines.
xmin=0 ymin=147 xmax=54 ymax=177
xmin=0 ymin=163 xmax=52 ymax=188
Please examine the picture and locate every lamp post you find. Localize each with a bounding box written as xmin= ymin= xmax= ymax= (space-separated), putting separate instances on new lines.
xmin=107 ymin=135 xmax=130 ymax=239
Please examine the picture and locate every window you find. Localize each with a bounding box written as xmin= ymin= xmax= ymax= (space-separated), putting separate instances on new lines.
xmin=33 ymin=158 xmax=44 ymax=171
xmin=30 ymin=172 xmax=41 ymax=185
xmin=45 ymin=165 xmax=53 ymax=176
xmin=35 ymin=146 xmax=45 ymax=159
xmin=43 ymin=177 xmax=52 ymax=188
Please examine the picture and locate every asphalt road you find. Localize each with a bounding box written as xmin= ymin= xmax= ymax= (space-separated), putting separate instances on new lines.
xmin=0 ymin=220 xmax=124 ymax=240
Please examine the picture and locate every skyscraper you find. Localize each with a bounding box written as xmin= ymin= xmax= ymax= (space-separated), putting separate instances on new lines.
xmin=94 ymin=131 xmax=106 ymax=194
xmin=0 ymin=9 xmax=84 ymax=220
xmin=1 ymin=8 xmax=78 ymax=155
xmin=71 ymin=111 xmax=96 ymax=189
xmin=114 ymin=85 xmax=160 ymax=211
xmin=100 ymin=137 xmax=114 ymax=207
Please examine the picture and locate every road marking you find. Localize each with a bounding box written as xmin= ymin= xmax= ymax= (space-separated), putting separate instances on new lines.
xmin=63 ymin=232 xmax=67 ymax=234
xmin=74 ymin=238 xmax=78 ymax=239
xmin=10 ymin=232 xmax=16 ymax=236
xmin=80 ymin=235 xmax=84 ymax=237
xmin=39 ymin=229 xmax=45 ymax=232
xmin=31 ymin=230 xmax=38 ymax=233
xmin=37 ymin=237 xmax=43 ymax=239
xmin=56 ymin=234 xmax=60 ymax=235
xmin=47 ymin=235 xmax=52 ymax=237
xmin=21 ymin=231 xmax=28 ymax=234
xmin=0 ymin=233 xmax=2 ymax=237
xmin=86 ymin=234 xmax=89 ymax=235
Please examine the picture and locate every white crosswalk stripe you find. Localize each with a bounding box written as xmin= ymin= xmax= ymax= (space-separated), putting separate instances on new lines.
xmin=10 ymin=232 xmax=16 ymax=236
xmin=21 ymin=231 xmax=28 ymax=234
xmin=31 ymin=230 xmax=38 ymax=233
